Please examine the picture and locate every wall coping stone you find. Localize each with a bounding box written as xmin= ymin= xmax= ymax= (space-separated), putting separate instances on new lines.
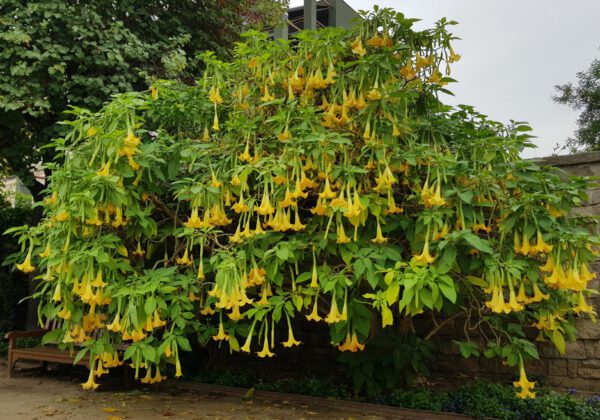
xmin=536 ymin=151 xmax=600 ymax=168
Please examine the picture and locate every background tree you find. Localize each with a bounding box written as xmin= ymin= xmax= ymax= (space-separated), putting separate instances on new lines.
xmin=554 ymin=54 xmax=600 ymax=152
xmin=0 ymin=0 xmax=287 ymax=198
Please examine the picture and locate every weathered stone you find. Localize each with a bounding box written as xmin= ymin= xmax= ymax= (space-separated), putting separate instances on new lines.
xmin=583 ymin=340 xmax=597 ymax=358
xmin=568 ymin=360 xmax=578 ymax=378
xmin=546 ymin=375 xmax=596 ymax=391
xmin=578 ymin=360 xmax=600 ymax=379
xmin=586 ymin=188 xmax=600 ymax=205
xmin=527 ymin=359 xmax=548 ymax=376
xmin=563 ymin=341 xmax=588 ymax=359
xmin=571 ymin=204 xmax=600 ymax=217
xmin=575 ymin=318 xmax=600 ymax=339
xmin=434 ymin=356 xmax=480 ymax=374
xmin=479 ymin=358 xmax=499 ymax=374
xmin=539 ymin=342 xmax=560 ymax=358
xmin=548 ymin=359 xmax=567 ymax=376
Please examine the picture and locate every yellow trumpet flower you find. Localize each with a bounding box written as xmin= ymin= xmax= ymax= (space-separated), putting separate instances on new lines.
xmin=413 ymin=239 xmax=436 ymax=265
xmin=106 ymin=313 xmax=121 ymax=332
xmin=16 ymin=247 xmax=36 ymax=273
xmin=52 ymin=282 xmax=61 ymax=302
xmin=282 ymin=322 xmax=301 ymax=348
xmin=350 ymin=36 xmax=366 ymax=56
xmin=318 ymin=177 xmax=336 ymax=199
xmin=212 ymin=111 xmax=220 ymax=131
xmin=574 ymin=292 xmax=596 ymax=315
xmin=212 ymin=320 xmax=230 ymax=341
xmin=81 ymin=364 xmax=99 ymax=390
xmin=131 ymin=329 xmax=146 ymax=342
xmin=306 ymin=296 xmax=322 ymax=322
xmin=533 ymin=230 xmax=553 ymax=254
xmin=153 ymin=368 xmax=166 ymax=383
xmin=39 ymin=243 xmax=51 ymax=258
xmin=208 ymin=86 xmax=223 ymax=105
xmin=232 ymin=191 xmax=249 ymax=213
xmin=513 ymin=364 xmax=535 ymax=399
xmin=325 ymin=294 xmax=342 ymax=324
xmin=310 ymin=263 xmax=319 ymax=288
xmin=336 ymin=221 xmax=351 ymax=244
xmin=152 ymin=311 xmax=166 ymax=328
xmin=506 ymin=287 xmax=524 ymax=312
xmin=372 ymin=219 xmax=388 ymax=244
xmin=516 ymin=283 xmax=531 ymax=304
xmin=415 ymin=54 xmax=433 ymax=70
xmin=57 ymin=305 xmax=72 ymax=320
xmin=400 ymin=62 xmax=417 ymax=79
xmin=96 ymin=161 xmax=111 ymax=177
xmin=531 ymin=283 xmax=549 ymax=303
xmin=539 ymin=255 xmax=555 ymax=273
xmin=260 ymin=84 xmax=274 ymax=102
xmin=338 ymin=331 xmax=365 ymax=352
xmin=311 ymin=198 xmax=328 ymax=216
xmin=257 ymin=335 xmax=275 ymax=358
xmin=175 ymin=359 xmax=183 ymax=378
xmin=209 ymin=173 xmax=223 ymax=189
xmin=176 ymin=248 xmax=193 ymax=266
xmin=580 ymin=263 xmax=596 ymax=282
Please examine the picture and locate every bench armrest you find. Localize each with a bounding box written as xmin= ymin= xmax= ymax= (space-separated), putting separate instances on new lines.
xmin=5 ymin=329 xmax=48 ymax=340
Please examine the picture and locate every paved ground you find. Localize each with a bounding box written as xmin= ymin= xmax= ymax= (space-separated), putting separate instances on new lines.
xmin=0 ymin=368 xmax=336 ymax=419
xmin=0 ymin=359 xmax=467 ymax=419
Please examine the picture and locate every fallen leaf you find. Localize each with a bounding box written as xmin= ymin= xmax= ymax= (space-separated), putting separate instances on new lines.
xmin=107 ymin=416 xmax=122 ymax=420
xmin=102 ymin=407 xmax=118 ymax=413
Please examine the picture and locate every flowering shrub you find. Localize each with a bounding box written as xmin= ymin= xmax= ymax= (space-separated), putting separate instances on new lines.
xmin=11 ymin=7 xmax=598 ymax=396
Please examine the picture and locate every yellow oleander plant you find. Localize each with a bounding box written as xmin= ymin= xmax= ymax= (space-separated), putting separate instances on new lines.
xmin=10 ymin=7 xmax=599 ymax=397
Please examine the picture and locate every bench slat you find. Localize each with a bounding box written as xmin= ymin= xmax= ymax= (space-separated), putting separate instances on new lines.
xmin=11 ymin=346 xmax=89 ymax=366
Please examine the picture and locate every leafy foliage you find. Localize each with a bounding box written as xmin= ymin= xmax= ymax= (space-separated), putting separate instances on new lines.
xmin=338 ymin=330 xmax=432 ymax=393
xmin=0 ymin=0 xmax=287 ymax=192
xmin=0 ymin=192 xmax=33 ymax=333
xmin=554 ymin=56 xmax=600 ymax=151
xmin=11 ymin=7 xmax=599 ymax=397
xmin=189 ymin=367 xmax=600 ymax=420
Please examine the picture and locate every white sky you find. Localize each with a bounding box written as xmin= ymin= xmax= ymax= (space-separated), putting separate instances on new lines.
xmin=290 ymin=0 xmax=600 ymax=157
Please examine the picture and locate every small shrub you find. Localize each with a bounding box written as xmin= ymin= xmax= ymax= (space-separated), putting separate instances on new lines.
xmin=389 ymin=388 xmax=450 ymax=412
xmin=337 ymin=330 xmax=433 ymax=394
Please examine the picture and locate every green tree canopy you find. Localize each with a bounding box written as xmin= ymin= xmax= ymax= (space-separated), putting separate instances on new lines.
xmin=554 ymin=54 xmax=600 ymax=151
xmin=0 ymin=0 xmax=287 ymax=195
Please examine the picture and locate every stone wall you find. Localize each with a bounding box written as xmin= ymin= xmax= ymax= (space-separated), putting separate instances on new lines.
xmin=255 ymin=152 xmax=600 ymax=391
xmin=431 ymin=152 xmax=600 ymax=391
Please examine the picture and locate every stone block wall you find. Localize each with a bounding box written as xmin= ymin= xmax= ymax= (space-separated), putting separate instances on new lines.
xmin=261 ymin=152 xmax=600 ymax=391
xmin=430 ymin=152 xmax=600 ymax=391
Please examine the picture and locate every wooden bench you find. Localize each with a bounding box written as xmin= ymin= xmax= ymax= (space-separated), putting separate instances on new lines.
xmin=5 ymin=320 xmax=89 ymax=378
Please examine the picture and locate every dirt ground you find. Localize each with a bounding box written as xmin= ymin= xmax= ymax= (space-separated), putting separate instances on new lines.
xmin=0 ymin=360 xmax=383 ymax=420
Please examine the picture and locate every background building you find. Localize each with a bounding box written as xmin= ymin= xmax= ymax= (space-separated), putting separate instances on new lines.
xmin=273 ymin=0 xmax=359 ymax=40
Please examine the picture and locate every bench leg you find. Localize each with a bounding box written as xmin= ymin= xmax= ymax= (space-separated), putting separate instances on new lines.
xmin=40 ymin=361 xmax=48 ymax=374
xmin=123 ymin=365 xmax=134 ymax=390
xmin=7 ymin=353 xmax=15 ymax=378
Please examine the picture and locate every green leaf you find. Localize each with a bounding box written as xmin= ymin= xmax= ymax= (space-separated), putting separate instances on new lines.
xmin=454 ymin=341 xmax=480 ymax=358
xmin=551 ymin=330 xmax=566 ymax=355
xmin=144 ymin=296 xmax=157 ymax=315
xmin=464 ymin=234 xmax=493 ymax=253
xmin=438 ymin=279 xmax=457 ymax=303
xmin=436 ymin=246 xmax=456 ymax=274
xmin=385 ymin=282 xmax=400 ymax=305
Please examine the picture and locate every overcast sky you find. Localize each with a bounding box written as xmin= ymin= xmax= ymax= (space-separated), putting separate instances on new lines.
xmin=290 ymin=0 xmax=600 ymax=157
